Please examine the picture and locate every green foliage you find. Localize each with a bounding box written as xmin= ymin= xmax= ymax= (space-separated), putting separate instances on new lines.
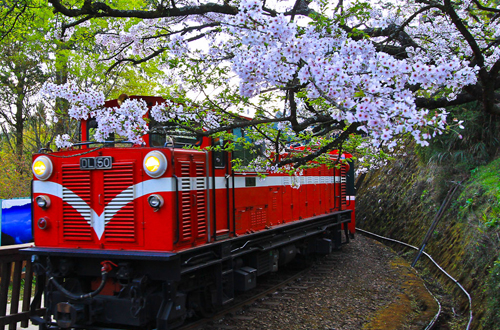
xmin=485 ymin=259 xmax=500 ymax=328
xmin=417 ymin=102 xmax=500 ymax=171
xmin=0 ymin=142 xmax=32 ymax=198
xmin=450 ymin=156 xmax=500 ymax=328
xmin=0 ymin=0 xmax=53 ymax=156
xmin=420 ymin=189 xmax=429 ymax=201
xmin=456 ymin=157 xmax=500 ymax=226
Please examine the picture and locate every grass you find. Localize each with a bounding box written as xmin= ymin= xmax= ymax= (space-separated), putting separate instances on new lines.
xmin=7 ymin=275 xmax=37 ymax=304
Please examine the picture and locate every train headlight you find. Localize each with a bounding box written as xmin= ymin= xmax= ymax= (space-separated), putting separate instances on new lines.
xmin=148 ymin=194 xmax=164 ymax=210
xmin=36 ymin=195 xmax=51 ymax=209
xmin=143 ymin=151 xmax=167 ymax=178
xmin=32 ymin=156 xmax=53 ymax=181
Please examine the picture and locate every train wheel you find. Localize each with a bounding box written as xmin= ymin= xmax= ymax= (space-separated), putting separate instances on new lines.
xmin=188 ymin=287 xmax=216 ymax=318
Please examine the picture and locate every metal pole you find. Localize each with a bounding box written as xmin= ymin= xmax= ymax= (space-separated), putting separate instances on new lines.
xmin=411 ymin=183 xmax=460 ymax=267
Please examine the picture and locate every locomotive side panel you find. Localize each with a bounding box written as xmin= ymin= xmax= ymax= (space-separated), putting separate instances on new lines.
xmin=173 ymin=149 xmax=209 ymax=250
xmin=281 ymin=176 xmax=293 ymax=223
xmin=306 ymin=167 xmax=320 ymax=217
xmin=291 ymin=180 xmax=306 ymax=220
xmin=209 ymin=152 xmax=232 ymax=239
xmin=267 ymin=185 xmax=283 ymax=227
xmin=233 ymin=175 xmax=271 ymax=234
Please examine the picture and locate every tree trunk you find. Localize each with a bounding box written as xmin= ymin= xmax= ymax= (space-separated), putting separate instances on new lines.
xmin=54 ymin=42 xmax=69 ymax=136
xmin=14 ymin=82 xmax=25 ymax=158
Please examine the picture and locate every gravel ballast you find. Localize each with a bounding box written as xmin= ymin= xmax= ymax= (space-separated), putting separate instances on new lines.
xmin=205 ymin=234 xmax=438 ymax=330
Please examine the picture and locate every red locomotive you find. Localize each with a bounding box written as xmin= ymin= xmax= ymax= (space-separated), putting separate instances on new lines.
xmin=25 ymin=96 xmax=356 ymax=330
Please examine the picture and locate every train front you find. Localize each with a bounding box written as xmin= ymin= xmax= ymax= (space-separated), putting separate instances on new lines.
xmin=26 ymin=98 xmax=190 ymax=329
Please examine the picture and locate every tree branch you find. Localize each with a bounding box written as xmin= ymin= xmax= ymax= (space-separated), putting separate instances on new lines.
xmin=444 ymin=0 xmax=485 ymax=68
xmin=278 ymin=122 xmax=360 ymax=168
xmin=415 ymin=92 xmax=478 ymax=109
xmin=48 ymin=0 xmax=238 ymax=18
xmin=472 ymin=0 xmax=500 ymax=13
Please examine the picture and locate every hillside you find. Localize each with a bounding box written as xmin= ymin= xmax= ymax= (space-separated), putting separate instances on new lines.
xmin=356 ymin=146 xmax=500 ymax=329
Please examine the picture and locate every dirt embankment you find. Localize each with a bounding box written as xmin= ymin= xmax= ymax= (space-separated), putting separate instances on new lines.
xmin=356 ymin=147 xmax=500 ymax=329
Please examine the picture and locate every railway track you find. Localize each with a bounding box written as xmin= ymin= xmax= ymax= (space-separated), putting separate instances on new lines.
xmin=178 ymin=260 xmax=318 ymax=330
xmin=177 ymin=232 xmax=461 ymax=330
xmin=357 ymin=228 xmax=472 ymax=330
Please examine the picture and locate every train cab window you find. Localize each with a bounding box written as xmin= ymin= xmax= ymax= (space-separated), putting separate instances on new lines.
xmin=232 ymin=128 xmax=264 ymax=168
xmin=87 ymin=118 xmax=98 ymax=141
xmin=86 ymin=118 xmax=116 ymax=143
xmin=149 ymin=119 xmax=202 ymax=147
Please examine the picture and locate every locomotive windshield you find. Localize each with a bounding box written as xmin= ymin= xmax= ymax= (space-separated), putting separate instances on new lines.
xmin=85 ymin=117 xmax=202 ymax=147
xmin=149 ymin=119 xmax=202 ymax=147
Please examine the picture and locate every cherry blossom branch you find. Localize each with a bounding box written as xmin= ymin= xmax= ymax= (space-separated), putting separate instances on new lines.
xmin=48 ymin=0 xmax=239 ymax=18
xmin=198 ymin=117 xmax=292 ymax=136
xmin=100 ymin=40 xmax=134 ymax=62
xmin=365 ymin=4 xmax=436 ymax=53
xmin=106 ymin=29 xmax=217 ymax=73
xmin=444 ymin=0 xmax=485 ymax=68
xmin=287 ymin=89 xmax=299 ymax=131
xmin=415 ymin=92 xmax=477 ymax=109
xmin=61 ymin=16 xmax=94 ymax=30
xmin=278 ymin=122 xmax=361 ymax=168
xmin=472 ymin=0 xmax=500 ymax=13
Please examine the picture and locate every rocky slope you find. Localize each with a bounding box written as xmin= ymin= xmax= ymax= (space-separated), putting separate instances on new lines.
xmin=356 ymin=146 xmax=500 ymax=329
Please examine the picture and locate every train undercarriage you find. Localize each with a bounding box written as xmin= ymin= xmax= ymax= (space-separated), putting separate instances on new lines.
xmin=25 ymin=210 xmax=352 ymax=330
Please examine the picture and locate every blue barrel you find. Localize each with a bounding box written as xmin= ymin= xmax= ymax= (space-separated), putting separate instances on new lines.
xmin=1 ymin=198 xmax=32 ymax=246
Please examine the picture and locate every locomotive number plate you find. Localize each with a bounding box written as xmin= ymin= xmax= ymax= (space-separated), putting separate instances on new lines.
xmin=80 ymin=156 xmax=113 ymax=170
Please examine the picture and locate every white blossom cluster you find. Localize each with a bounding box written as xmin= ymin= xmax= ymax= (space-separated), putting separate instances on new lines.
xmin=41 ymin=82 xmax=105 ymax=120
xmin=94 ymin=19 xmax=166 ymax=60
xmin=151 ymin=101 xmax=185 ymax=122
xmin=219 ymin=0 xmax=479 ymax=148
xmin=55 ymin=134 xmax=73 ymax=149
xmin=151 ymin=100 xmax=223 ymax=130
xmin=399 ymin=1 xmax=500 ymax=71
xmin=92 ymin=98 xmax=150 ymax=145
xmin=43 ymin=0 xmax=496 ymax=153
xmin=41 ymin=83 xmax=148 ymax=146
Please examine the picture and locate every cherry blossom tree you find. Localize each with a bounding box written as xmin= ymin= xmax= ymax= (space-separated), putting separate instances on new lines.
xmin=39 ymin=0 xmax=499 ymax=170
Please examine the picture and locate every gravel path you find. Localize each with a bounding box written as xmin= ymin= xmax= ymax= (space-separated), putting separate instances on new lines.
xmin=205 ymin=234 xmax=438 ymax=330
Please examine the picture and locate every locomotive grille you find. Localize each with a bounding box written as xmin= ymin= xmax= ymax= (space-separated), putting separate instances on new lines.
xmin=194 ymin=162 xmax=207 ymax=238
xmin=103 ymin=162 xmax=135 ymax=242
xmin=62 ymin=164 xmax=93 ymax=240
xmin=180 ymin=162 xmax=192 ymax=241
xmin=250 ymin=207 xmax=266 ymax=228
xmin=341 ymin=164 xmax=347 ymax=205
xmin=176 ymin=157 xmax=208 ymax=243
xmin=62 ymin=162 xmax=136 ymax=242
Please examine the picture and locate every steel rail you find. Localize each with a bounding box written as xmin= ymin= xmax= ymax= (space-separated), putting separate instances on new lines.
xmin=357 ymin=227 xmax=473 ymax=330
xmin=423 ymin=281 xmax=442 ymax=330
